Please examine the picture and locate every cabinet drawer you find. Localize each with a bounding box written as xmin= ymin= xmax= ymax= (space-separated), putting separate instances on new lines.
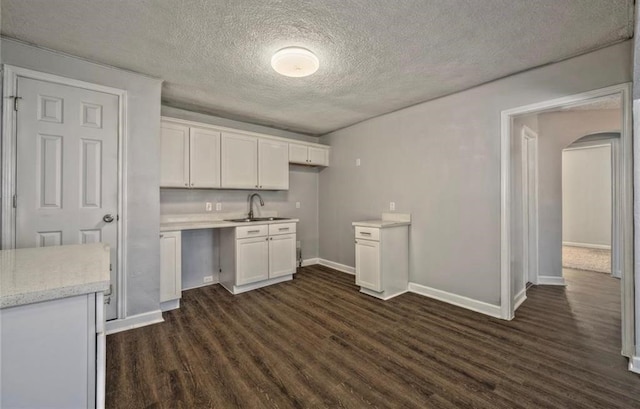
xmin=236 ymin=225 xmax=268 ymax=239
xmin=268 ymin=222 xmax=297 ymax=236
xmin=355 ymin=226 xmax=380 ymax=241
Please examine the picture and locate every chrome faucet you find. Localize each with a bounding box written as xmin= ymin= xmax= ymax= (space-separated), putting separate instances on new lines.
xmin=248 ymin=193 xmax=264 ymax=219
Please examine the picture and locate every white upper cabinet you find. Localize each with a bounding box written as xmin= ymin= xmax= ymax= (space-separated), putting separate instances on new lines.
xmin=259 ymin=139 xmax=289 ymax=190
xmin=289 ymin=143 xmax=329 ymax=166
xmin=160 ymin=121 xmax=221 ymax=188
xmin=221 ymin=132 xmax=259 ymax=188
xmin=161 ymin=117 xmax=329 ymax=190
xmin=289 ymin=144 xmax=308 ymax=164
xmin=160 ymin=122 xmax=190 ymax=187
xmin=189 ymin=127 xmax=221 ymax=188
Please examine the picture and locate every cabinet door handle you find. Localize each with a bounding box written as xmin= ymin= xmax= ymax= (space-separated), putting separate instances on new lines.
xmin=266 ymin=237 xmax=269 ymax=241
xmin=360 ymin=232 xmax=372 ymax=236
xmin=278 ymin=227 xmax=289 ymax=231
xmin=160 ymin=234 xmax=164 ymax=238
xmin=248 ymin=230 xmax=261 ymax=233
xmin=184 ymin=183 xmax=188 ymax=186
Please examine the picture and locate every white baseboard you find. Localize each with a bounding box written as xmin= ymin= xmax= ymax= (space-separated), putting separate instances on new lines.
xmin=301 ymin=257 xmax=319 ymax=267
xmin=514 ymin=288 xmax=527 ymax=310
xmin=563 ymin=241 xmax=611 ymax=250
xmin=407 ymin=282 xmax=502 ymax=319
xmin=160 ymin=299 xmax=180 ymax=312
xmin=537 ymin=275 xmax=566 ymax=286
xmin=628 ymin=355 xmax=640 ymax=374
xmin=318 ymin=258 xmax=355 ymax=275
xmin=105 ymin=310 xmax=164 ymax=335
xmin=182 ymin=280 xmax=218 ymax=291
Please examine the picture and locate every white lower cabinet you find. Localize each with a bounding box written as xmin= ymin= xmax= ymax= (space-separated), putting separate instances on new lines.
xmin=160 ymin=231 xmax=182 ymax=310
xmin=236 ymin=235 xmax=269 ymax=285
xmin=221 ymin=223 xmax=297 ymax=294
xmin=353 ymin=220 xmax=410 ymax=300
xmin=355 ymin=239 xmax=381 ymax=291
xmin=0 ymin=292 xmax=106 ymax=409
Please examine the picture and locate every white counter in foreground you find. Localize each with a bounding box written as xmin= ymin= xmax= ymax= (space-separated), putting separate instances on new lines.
xmin=0 ymin=243 xmax=110 ymax=308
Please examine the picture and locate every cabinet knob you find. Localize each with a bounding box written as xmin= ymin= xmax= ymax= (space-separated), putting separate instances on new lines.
xmin=184 ymin=183 xmax=188 ymax=187
xmin=190 ymin=183 xmax=194 ymax=186
xmin=160 ymin=234 xmax=164 ymax=238
xmin=255 ymin=185 xmax=258 ymax=188
xmin=259 ymin=185 xmax=262 ymax=188
xmin=266 ymin=237 xmax=269 ymax=241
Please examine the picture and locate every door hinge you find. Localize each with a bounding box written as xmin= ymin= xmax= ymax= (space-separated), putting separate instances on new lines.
xmin=105 ymin=284 xmax=113 ymax=296
xmin=12 ymin=96 xmax=22 ymax=111
xmin=110 ymin=263 xmax=113 ymax=271
xmin=12 ymin=195 xmax=16 ymax=208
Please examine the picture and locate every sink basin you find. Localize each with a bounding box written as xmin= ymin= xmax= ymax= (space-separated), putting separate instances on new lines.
xmin=225 ymin=217 xmax=291 ymax=223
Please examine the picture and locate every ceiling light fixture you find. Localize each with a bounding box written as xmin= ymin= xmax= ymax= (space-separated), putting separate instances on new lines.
xmin=271 ymin=47 xmax=319 ymax=77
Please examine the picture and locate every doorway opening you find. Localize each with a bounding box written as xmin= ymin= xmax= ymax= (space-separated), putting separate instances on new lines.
xmin=500 ymin=84 xmax=633 ymax=358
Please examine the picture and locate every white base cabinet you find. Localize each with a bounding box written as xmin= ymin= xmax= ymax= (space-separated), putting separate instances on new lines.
xmin=160 ymin=231 xmax=182 ymax=311
xmin=353 ymin=221 xmax=410 ymax=300
xmin=220 ymin=223 xmax=297 ymax=294
xmin=0 ymin=292 xmax=106 ymax=409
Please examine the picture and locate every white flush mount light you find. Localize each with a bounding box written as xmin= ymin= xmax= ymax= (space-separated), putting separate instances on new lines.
xmin=271 ymin=47 xmax=319 ymax=77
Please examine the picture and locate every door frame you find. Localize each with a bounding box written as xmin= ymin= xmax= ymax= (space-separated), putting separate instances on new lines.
xmin=521 ymin=125 xmax=539 ymax=287
xmin=1 ymin=65 xmax=128 ymax=320
xmin=500 ymin=83 xmax=634 ymax=357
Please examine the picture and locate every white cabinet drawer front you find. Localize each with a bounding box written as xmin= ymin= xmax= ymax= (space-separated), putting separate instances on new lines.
xmin=268 ymin=222 xmax=297 ymax=236
xmin=236 ymin=224 xmax=268 ymax=239
xmin=355 ymin=226 xmax=380 ymax=241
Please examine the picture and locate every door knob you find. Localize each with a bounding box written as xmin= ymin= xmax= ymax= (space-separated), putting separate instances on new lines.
xmin=103 ymin=214 xmax=115 ymax=223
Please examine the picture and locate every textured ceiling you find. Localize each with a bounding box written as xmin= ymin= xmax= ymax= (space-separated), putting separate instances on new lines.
xmin=1 ymin=0 xmax=633 ymax=135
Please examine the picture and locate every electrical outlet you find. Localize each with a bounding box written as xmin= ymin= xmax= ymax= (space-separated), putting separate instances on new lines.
xmin=390 ymin=202 xmax=396 ymax=211
xmin=205 ymin=202 xmax=213 ymax=212
xmin=203 ymin=275 xmax=214 ymax=283
xmin=216 ymin=202 xmax=222 ymax=211
xmin=356 ymin=158 xmax=361 ymax=166
xmin=296 ymin=201 xmax=301 ymax=209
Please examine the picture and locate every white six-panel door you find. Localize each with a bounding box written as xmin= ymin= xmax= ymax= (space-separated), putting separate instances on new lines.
xmin=15 ymin=77 xmax=119 ymax=319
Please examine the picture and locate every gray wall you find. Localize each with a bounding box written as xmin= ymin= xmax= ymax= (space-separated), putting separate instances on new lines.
xmin=1 ymin=38 xmax=163 ymax=317
xmin=319 ymin=41 xmax=631 ymax=306
xmin=562 ymin=144 xmax=612 ymax=248
xmin=536 ymin=109 xmax=620 ymax=277
xmin=160 ymin=107 xmax=322 ymax=289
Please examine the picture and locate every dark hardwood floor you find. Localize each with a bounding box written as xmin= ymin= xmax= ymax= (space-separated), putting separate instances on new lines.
xmin=106 ymin=266 xmax=640 ymax=408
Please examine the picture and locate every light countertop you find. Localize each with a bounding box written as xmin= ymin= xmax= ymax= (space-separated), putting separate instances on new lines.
xmin=0 ymin=243 xmax=111 ymax=309
xmin=160 ymin=213 xmax=299 ymax=232
xmin=352 ymin=220 xmax=411 ymax=228
xmin=352 ymin=213 xmax=411 ymax=228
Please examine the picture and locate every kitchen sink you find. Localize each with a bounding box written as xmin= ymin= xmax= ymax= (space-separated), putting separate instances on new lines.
xmin=225 ymin=217 xmax=291 ymax=223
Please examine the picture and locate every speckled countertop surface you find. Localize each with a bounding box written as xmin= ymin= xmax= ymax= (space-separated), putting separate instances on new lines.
xmin=0 ymin=243 xmax=110 ymax=309
xmin=351 ymin=220 xmax=411 ymax=228
xmin=160 ymin=213 xmax=299 ymax=232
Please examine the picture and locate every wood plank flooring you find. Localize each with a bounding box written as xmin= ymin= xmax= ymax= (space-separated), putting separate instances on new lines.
xmin=106 ymin=266 xmax=640 ymax=408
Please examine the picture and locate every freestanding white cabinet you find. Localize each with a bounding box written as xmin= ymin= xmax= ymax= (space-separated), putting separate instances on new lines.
xmin=220 ymin=222 xmax=297 ymax=294
xmin=160 ymin=230 xmax=182 ymax=311
xmin=353 ymin=214 xmax=411 ymax=300
xmin=160 ymin=121 xmax=221 ymax=188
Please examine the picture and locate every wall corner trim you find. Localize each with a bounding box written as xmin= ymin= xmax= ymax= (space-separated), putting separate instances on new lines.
xmin=407 ymin=282 xmax=503 ymax=319
xmin=628 ymin=356 xmax=640 ymax=374
xmin=105 ymin=310 xmax=164 ymax=335
xmin=514 ymin=288 xmax=527 ymax=311
xmin=318 ymin=259 xmax=355 ymax=275
xmin=536 ymin=275 xmax=567 ymax=286
xmin=301 ymin=258 xmax=320 ymax=267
